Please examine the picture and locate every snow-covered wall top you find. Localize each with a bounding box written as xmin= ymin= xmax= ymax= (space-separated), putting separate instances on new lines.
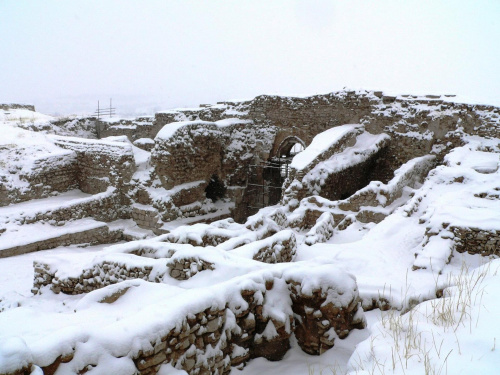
xmin=0 ymin=103 xmax=35 ymax=111
xmin=291 ymin=124 xmax=363 ymax=170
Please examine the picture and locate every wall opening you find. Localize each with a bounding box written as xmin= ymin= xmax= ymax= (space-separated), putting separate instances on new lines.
xmin=205 ymin=175 xmax=226 ymax=202
xmin=246 ymin=137 xmax=306 ymax=216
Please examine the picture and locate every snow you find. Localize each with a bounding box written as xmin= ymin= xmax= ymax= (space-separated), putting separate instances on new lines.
xmin=0 ymin=337 xmax=32 ymax=373
xmin=155 ymin=118 xmax=252 ymax=142
xmin=155 ymin=120 xmax=214 ymax=141
xmin=290 ymin=124 xmax=363 ymax=170
xmin=0 ymin=218 xmax=107 ymax=253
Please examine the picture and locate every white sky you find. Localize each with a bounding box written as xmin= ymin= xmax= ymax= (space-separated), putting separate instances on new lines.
xmin=1 ymin=0 xmax=499 ymax=115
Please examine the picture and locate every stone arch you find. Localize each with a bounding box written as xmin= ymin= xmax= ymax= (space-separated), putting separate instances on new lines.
xmin=274 ymin=136 xmax=306 ymax=159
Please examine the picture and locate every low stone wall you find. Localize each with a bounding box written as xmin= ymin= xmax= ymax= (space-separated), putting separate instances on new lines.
xmin=245 ymin=231 xmax=297 ymax=263
xmin=0 ymin=103 xmax=35 ymax=111
xmin=168 ymin=257 xmax=215 ymax=280
xmin=15 ymin=189 xmax=123 ymax=225
xmin=1 ymin=224 xmax=122 ymax=259
xmin=33 ymin=268 xmax=364 ymax=375
xmin=132 ymin=204 xmax=161 ymax=231
xmin=452 ymin=226 xmax=500 ymax=256
xmin=133 ymin=271 xmax=364 ymax=374
xmin=33 ymin=231 xmax=297 ymax=295
xmin=33 ymin=258 xmax=155 ymax=295
xmin=164 ymin=230 xmax=232 ymax=247
xmin=99 ymin=117 xmax=156 ymax=141
xmin=304 ymin=212 xmax=335 ymax=246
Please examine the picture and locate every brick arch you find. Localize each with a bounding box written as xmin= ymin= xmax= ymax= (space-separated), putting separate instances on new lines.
xmin=271 ymin=134 xmax=308 ymax=159
xmin=275 ymin=136 xmax=306 ymax=158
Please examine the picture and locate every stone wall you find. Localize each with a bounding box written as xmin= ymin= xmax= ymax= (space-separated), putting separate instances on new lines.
xmin=99 ymin=117 xmax=157 ymax=141
xmin=32 ymin=267 xmax=364 ymax=375
xmin=151 ymin=121 xmax=275 ymax=222
xmin=310 ymin=148 xmax=385 ymax=202
xmin=1 ymin=223 xmax=122 ymax=259
xmin=152 ymin=120 xmax=269 ymax=191
xmin=452 ymin=226 xmax=500 ymax=256
xmin=0 ymin=152 xmax=78 ymax=207
xmin=32 ymin=231 xmax=297 ymax=295
xmin=248 ymin=93 xmax=376 ymax=146
xmin=127 ymin=273 xmax=363 ymax=375
xmin=232 ymin=230 xmax=297 ymax=263
xmin=153 ymin=123 xmax=228 ymax=189
xmin=281 ymin=130 xmax=390 ymax=209
xmin=0 ymin=103 xmax=35 ymax=111
xmin=9 ymin=188 xmax=123 ymax=225
xmin=147 ymin=90 xmax=500 ymax=222
xmin=53 ymin=137 xmax=135 ymax=199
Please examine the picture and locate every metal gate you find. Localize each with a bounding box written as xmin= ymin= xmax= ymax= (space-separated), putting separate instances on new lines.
xmin=246 ymin=157 xmax=292 ymax=215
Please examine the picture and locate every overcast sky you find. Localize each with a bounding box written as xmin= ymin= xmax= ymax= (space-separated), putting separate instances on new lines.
xmin=1 ymin=0 xmax=499 ymax=115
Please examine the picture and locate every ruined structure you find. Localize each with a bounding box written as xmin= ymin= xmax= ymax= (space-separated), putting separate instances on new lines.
xmin=1 ymin=91 xmax=500 ymax=374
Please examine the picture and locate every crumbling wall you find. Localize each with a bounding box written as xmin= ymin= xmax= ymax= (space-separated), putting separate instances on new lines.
xmin=151 ymin=120 xmax=275 ymax=223
xmin=53 ymin=136 xmax=135 ymax=198
xmin=32 ymin=231 xmax=297 ymax=294
xmin=1 ymin=224 xmax=122 ymax=259
xmin=153 ymin=122 xmax=228 ymax=189
xmin=30 ymin=267 xmax=364 ymax=375
xmin=147 ymin=91 xmax=500 ymax=223
xmin=452 ymin=226 xmax=500 ymax=256
xmin=0 ymin=154 xmax=78 ymax=207
xmin=0 ymin=103 xmax=35 ymax=111
xmin=281 ymin=127 xmax=390 ymax=209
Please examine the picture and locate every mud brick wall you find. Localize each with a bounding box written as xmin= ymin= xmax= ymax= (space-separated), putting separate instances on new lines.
xmin=452 ymin=226 xmax=500 ymax=256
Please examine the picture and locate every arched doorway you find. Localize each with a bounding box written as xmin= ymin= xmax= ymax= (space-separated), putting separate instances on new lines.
xmin=274 ymin=137 xmax=306 ymax=179
xmin=246 ymin=136 xmax=306 ymax=215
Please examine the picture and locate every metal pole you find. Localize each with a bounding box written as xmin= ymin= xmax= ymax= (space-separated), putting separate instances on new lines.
xmin=96 ymin=100 xmax=101 ymax=139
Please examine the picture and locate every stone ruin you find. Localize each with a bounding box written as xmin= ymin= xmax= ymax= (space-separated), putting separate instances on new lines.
xmin=1 ymin=90 xmax=500 ymax=374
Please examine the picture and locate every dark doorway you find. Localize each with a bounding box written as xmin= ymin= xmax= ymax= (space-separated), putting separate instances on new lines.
xmin=205 ymin=175 xmax=226 ymax=202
